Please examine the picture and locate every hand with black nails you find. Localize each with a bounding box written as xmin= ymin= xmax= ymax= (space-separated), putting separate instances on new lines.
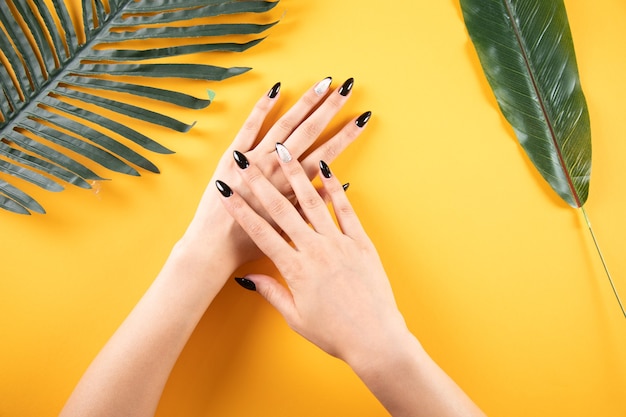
xmin=59 ymin=78 xmax=371 ymax=417
xmin=179 ymin=77 xmax=371 ymax=271
xmin=218 ymin=143 xmax=400 ymax=361
xmin=59 ymin=78 xmax=484 ymax=417
xmin=217 ymin=144 xmax=486 ymax=417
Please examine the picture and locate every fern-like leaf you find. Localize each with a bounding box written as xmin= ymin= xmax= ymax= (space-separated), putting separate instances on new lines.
xmin=0 ymin=0 xmax=279 ymax=214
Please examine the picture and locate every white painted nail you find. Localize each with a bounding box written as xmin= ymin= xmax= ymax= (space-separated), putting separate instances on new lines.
xmin=314 ymin=76 xmax=332 ymax=96
xmin=275 ymin=143 xmax=292 ymax=163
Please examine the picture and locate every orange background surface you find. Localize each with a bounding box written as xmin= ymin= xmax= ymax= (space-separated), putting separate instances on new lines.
xmin=1 ymin=0 xmax=625 ymax=416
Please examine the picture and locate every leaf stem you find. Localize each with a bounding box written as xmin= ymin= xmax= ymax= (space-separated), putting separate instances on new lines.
xmin=580 ymin=206 xmax=626 ymax=318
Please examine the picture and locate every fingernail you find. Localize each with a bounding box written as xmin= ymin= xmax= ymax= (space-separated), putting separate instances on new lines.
xmin=314 ymin=76 xmax=332 ymax=95
xmin=215 ymin=180 xmax=233 ymax=197
xmin=319 ymin=160 xmax=332 ymax=179
xmin=355 ymin=110 xmax=372 ymax=128
xmin=235 ymin=277 xmax=256 ymax=291
xmin=339 ymin=77 xmax=354 ymax=96
xmin=233 ymin=150 xmax=249 ymax=169
xmin=342 ymin=182 xmax=350 ymax=192
xmin=275 ymin=142 xmax=292 ymax=163
xmin=268 ymin=82 xmax=281 ymax=99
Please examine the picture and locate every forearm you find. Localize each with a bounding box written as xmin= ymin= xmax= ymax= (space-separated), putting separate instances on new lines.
xmin=349 ymin=331 xmax=486 ymax=417
xmin=59 ymin=234 xmax=236 ymax=417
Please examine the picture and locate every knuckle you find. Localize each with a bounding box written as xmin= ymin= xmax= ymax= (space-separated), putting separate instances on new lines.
xmin=284 ymin=162 xmax=302 ymax=178
xmin=325 ymin=92 xmax=345 ymax=109
xmin=242 ymin=119 xmax=259 ymax=132
xmin=337 ymin=203 xmax=355 ymax=217
xmin=301 ymin=121 xmax=322 ymax=139
xmin=277 ymin=117 xmax=296 ymax=133
xmin=231 ymin=204 xmax=267 ymax=241
xmin=245 ymin=169 xmax=264 ymax=186
xmin=342 ymin=123 xmax=360 ymax=141
xmin=299 ymin=193 xmax=323 ymax=210
xmin=301 ymin=91 xmax=321 ymax=108
xmin=320 ymin=141 xmax=340 ymax=161
xmin=229 ymin=196 xmax=246 ymax=213
xmin=266 ymin=197 xmax=290 ymax=217
xmin=245 ymin=220 xmax=266 ymax=240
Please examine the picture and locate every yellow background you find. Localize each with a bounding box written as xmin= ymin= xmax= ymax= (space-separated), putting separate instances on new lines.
xmin=1 ymin=0 xmax=625 ymax=416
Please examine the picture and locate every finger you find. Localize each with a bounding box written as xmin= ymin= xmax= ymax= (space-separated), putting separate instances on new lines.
xmin=282 ymin=77 xmax=355 ymax=158
xmin=232 ymin=156 xmax=315 ymax=243
xmin=234 ymin=274 xmax=299 ymax=327
xmin=230 ymin=82 xmax=281 ymax=152
xmin=318 ymin=161 xmax=368 ymax=239
xmin=302 ymin=110 xmax=372 ymax=179
xmin=275 ymin=143 xmax=338 ymax=235
xmin=215 ymin=179 xmax=292 ymax=260
xmin=294 ymin=181 xmax=348 ymax=221
xmin=257 ymin=76 xmax=334 ymax=152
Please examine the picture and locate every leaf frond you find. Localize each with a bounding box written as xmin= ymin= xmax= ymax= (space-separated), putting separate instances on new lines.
xmin=61 ymin=75 xmax=212 ymax=110
xmin=100 ymin=22 xmax=278 ymax=43
xmin=114 ymin=1 xmax=279 ymax=26
xmin=460 ymin=0 xmax=591 ymax=208
xmin=0 ymin=0 xmax=280 ymax=213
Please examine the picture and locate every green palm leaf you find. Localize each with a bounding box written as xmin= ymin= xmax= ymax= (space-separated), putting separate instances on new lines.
xmin=461 ymin=0 xmax=626 ymax=317
xmin=0 ymin=0 xmax=279 ymax=214
xmin=460 ymin=0 xmax=591 ymax=208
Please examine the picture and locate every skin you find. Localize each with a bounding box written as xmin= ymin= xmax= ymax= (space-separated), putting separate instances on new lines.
xmin=59 ymin=77 xmax=362 ymax=417
xmin=59 ymin=78 xmax=486 ymax=417
xmin=218 ymin=144 xmax=487 ymax=417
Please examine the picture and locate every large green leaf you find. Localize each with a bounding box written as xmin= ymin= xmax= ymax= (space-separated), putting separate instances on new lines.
xmin=460 ymin=0 xmax=591 ymax=208
xmin=0 ymin=0 xmax=279 ymax=214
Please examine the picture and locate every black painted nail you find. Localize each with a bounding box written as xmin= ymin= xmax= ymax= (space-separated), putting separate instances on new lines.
xmin=233 ymin=150 xmax=249 ymax=169
xmin=320 ymin=160 xmax=332 ymax=179
xmin=235 ymin=277 xmax=256 ymax=291
xmin=215 ymin=180 xmax=233 ymax=197
xmin=268 ymin=82 xmax=281 ymax=99
xmin=338 ymin=77 xmax=354 ymax=96
xmin=355 ymin=111 xmax=372 ymax=128
xmin=342 ymin=182 xmax=350 ymax=192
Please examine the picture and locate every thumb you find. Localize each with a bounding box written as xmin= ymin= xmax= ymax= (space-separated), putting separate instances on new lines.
xmin=234 ymin=274 xmax=297 ymax=322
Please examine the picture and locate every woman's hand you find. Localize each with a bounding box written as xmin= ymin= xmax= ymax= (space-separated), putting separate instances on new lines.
xmin=215 ymin=143 xmax=409 ymax=365
xmin=179 ymin=77 xmax=372 ymax=272
xmin=216 ymin=146 xmax=487 ymax=417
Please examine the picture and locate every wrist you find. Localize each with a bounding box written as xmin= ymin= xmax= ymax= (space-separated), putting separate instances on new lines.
xmin=160 ymin=218 xmax=244 ymax=306
xmin=176 ymin=199 xmax=248 ymax=275
xmin=346 ymin=326 xmax=486 ymax=417
xmin=345 ymin=322 xmax=426 ymax=382
xmin=147 ymin=238 xmax=234 ymax=320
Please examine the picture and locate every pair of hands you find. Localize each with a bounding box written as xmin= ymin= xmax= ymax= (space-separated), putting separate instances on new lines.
xmin=180 ymin=77 xmax=354 ymax=269
xmin=59 ymin=77 xmax=484 ymax=417
xmin=185 ymin=76 xmax=409 ymax=365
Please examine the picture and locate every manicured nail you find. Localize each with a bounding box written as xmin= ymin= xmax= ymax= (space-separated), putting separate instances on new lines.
xmin=355 ymin=110 xmax=372 ymax=128
xmin=319 ymin=160 xmax=332 ymax=179
xmin=339 ymin=77 xmax=354 ymax=96
xmin=342 ymin=182 xmax=350 ymax=192
xmin=235 ymin=277 xmax=256 ymax=291
xmin=314 ymin=76 xmax=332 ymax=95
xmin=275 ymin=142 xmax=292 ymax=163
xmin=215 ymin=180 xmax=233 ymax=197
xmin=268 ymin=82 xmax=281 ymax=99
xmin=233 ymin=150 xmax=249 ymax=169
